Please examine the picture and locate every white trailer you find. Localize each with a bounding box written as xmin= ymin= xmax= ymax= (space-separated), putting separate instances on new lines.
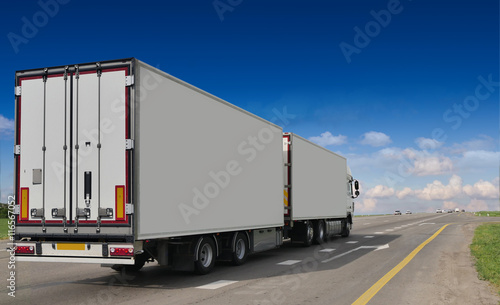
xmin=283 ymin=133 xmax=358 ymax=245
xmin=13 ymin=58 xmax=358 ymax=274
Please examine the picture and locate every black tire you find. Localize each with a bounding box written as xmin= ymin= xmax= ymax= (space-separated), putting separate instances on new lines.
xmin=314 ymin=220 xmax=326 ymax=244
xmin=194 ymin=237 xmax=216 ymax=275
xmin=341 ymin=219 xmax=351 ymax=237
xmin=303 ymin=221 xmax=314 ymax=247
xmin=232 ymin=233 xmax=249 ymax=266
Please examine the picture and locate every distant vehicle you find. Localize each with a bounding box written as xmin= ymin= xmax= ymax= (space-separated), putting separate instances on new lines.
xmin=461 ymin=209 xmax=466 ymax=212
xmin=436 ymin=209 xmax=443 ymax=213
xmin=394 ymin=210 xmax=402 ymax=215
xmin=405 ymin=210 xmax=412 ymax=214
xmin=455 ymin=208 xmax=460 ymax=212
xmin=448 ymin=209 xmax=453 ymax=213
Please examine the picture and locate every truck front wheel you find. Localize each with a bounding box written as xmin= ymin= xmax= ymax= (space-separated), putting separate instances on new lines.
xmin=341 ymin=219 xmax=351 ymax=237
xmin=195 ymin=237 xmax=216 ymax=275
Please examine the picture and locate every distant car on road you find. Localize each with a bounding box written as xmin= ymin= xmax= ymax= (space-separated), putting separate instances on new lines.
xmin=455 ymin=208 xmax=460 ymax=212
xmin=394 ymin=210 xmax=402 ymax=215
xmin=448 ymin=209 xmax=453 ymax=213
xmin=461 ymin=209 xmax=465 ymax=212
xmin=436 ymin=209 xmax=443 ymax=213
xmin=405 ymin=210 xmax=412 ymax=214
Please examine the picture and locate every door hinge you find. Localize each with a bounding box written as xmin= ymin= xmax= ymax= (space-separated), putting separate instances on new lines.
xmin=13 ymin=205 xmax=20 ymax=215
xmin=125 ymin=203 xmax=134 ymax=214
xmin=284 ymin=163 xmax=291 ymax=166
xmin=284 ymin=185 xmax=291 ymax=188
xmin=125 ymin=139 xmax=134 ymax=150
xmin=125 ymin=75 xmax=134 ymax=86
xmin=14 ymin=145 xmax=21 ymax=155
xmin=15 ymin=86 xmax=21 ymax=96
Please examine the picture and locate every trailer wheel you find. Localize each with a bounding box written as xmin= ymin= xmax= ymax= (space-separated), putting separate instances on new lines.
xmin=341 ymin=220 xmax=351 ymax=237
xmin=195 ymin=237 xmax=216 ymax=275
xmin=232 ymin=233 xmax=249 ymax=266
xmin=314 ymin=220 xmax=326 ymax=244
xmin=303 ymin=221 xmax=314 ymax=247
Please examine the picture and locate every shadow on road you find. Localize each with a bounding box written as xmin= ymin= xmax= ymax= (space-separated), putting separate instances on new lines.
xmin=73 ymin=234 xmax=400 ymax=290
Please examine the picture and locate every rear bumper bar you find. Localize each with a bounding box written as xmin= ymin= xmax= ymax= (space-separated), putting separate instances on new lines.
xmin=13 ymin=241 xmax=136 ymax=265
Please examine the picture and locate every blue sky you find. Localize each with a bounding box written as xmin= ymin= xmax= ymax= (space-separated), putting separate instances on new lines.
xmin=0 ymin=0 xmax=498 ymax=213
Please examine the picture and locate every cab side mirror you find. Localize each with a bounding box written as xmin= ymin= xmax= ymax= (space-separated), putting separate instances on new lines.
xmin=351 ymin=180 xmax=360 ymax=199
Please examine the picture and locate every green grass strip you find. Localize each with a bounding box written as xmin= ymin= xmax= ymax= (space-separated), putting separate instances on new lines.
xmin=0 ymin=218 xmax=9 ymax=240
xmin=474 ymin=211 xmax=500 ymax=217
xmin=470 ymin=223 xmax=500 ymax=296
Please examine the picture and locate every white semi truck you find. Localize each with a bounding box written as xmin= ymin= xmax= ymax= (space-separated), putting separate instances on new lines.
xmin=12 ymin=58 xmax=359 ymax=274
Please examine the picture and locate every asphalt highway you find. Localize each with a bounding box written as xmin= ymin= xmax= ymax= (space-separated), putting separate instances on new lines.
xmin=1 ymin=212 xmax=499 ymax=305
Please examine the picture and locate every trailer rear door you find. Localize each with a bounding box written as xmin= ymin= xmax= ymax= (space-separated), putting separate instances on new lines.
xmin=15 ymin=63 xmax=132 ymax=233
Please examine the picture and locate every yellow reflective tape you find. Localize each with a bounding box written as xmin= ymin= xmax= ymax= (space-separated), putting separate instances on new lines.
xmin=116 ymin=186 xmax=124 ymax=220
xmin=21 ymin=188 xmax=28 ymax=219
xmin=283 ymin=189 xmax=289 ymax=206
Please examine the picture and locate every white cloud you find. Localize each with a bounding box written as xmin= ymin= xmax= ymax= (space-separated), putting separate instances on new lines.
xmin=415 ymin=175 xmax=463 ymax=201
xmin=365 ymin=185 xmax=395 ymax=198
xmin=357 ymin=198 xmax=377 ymax=213
xmin=449 ymin=135 xmax=497 ymax=154
xmin=457 ymin=150 xmax=500 ymax=169
xmin=360 ymin=131 xmax=392 ymax=147
xmin=309 ymin=131 xmax=347 ymax=147
xmin=403 ymin=149 xmax=453 ymax=176
xmin=413 ymin=156 xmax=453 ymax=176
xmin=396 ymin=187 xmax=413 ymax=199
xmin=466 ymin=199 xmax=489 ymax=212
xmin=415 ymin=137 xmax=443 ymax=150
xmin=377 ymin=147 xmax=402 ymax=160
xmin=0 ymin=115 xmax=14 ymax=135
xmin=463 ymin=180 xmax=499 ymax=199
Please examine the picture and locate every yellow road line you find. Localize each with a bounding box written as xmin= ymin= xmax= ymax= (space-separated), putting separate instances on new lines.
xmin=352 ymin=224 xmax=451 ymax=305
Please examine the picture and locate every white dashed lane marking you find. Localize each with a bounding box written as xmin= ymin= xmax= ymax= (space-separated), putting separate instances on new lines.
xmin=319 ymin=248 xmax=336 ymax=253
xmin=277 ymin=260 xmax=301 ymax=266
xmin=197 ymin=280 xmax=238 ymax=290
xmin=346 ymin=241 xmax=359 ymax=244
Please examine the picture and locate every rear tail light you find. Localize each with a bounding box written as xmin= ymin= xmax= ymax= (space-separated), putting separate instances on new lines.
xmin=109 ymin=247 xmax=134 ymax=256
xmin=15 ymin=246 xmax=35 ymax=254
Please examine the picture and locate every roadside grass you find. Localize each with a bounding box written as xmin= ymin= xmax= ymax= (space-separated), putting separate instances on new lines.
xmin=470 ymin=223 xmax=500 ymax=297
xmin=0 ymin=218 xmax=9 ymax=239
xmin=474 ymin=211 xmax=500 ymax=217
